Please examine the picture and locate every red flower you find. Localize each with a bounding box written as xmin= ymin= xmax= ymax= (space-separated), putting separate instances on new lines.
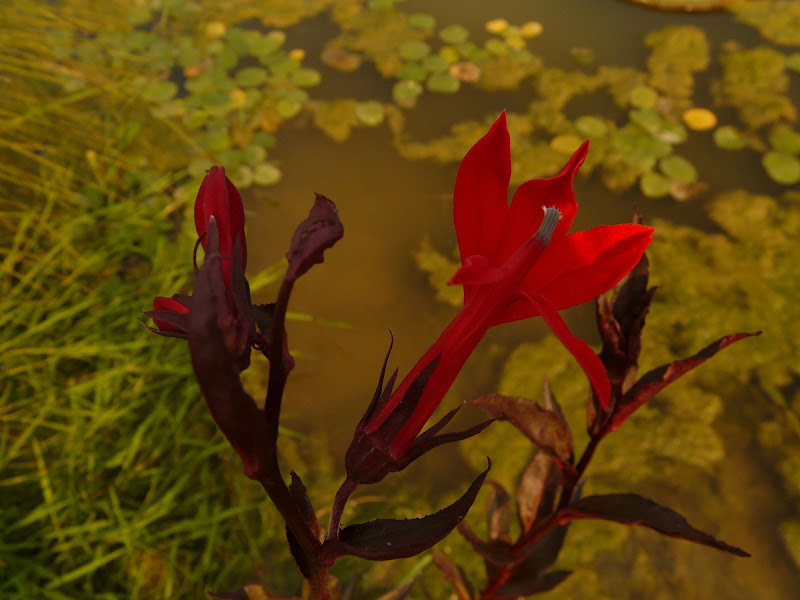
xmin=146 ymin=167 xmax=252 ymax=365
xmin=363 ymin=112 xmax=653 ymax=459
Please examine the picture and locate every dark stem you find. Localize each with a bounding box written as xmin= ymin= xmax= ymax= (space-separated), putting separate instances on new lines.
xmin=326 ymin=477 xmax=359 ymax=541
xmin=265 ymin=276 xmax=295 ymax=441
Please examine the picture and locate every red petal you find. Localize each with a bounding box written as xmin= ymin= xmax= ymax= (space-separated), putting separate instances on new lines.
xmin=194 ymin=166 xmax=247 ymax=270
xmin=151 ymin=295 xmax=191 ymax=332
xmin=453 ymin=112 xmax=511 ymax=263
xmin=523 ymin=292 xmax=611 ymax=411
xmin=495 ymin=224 xmax=653 ymax=323
xmin=491 ymin=141 xmax=588 ymax=266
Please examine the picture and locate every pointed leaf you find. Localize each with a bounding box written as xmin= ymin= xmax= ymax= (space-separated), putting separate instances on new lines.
xmin=431 ymin=551 xmax=473 ymax=600
xmin=493 ymin=570 xmax=571 ymax=599
xmin=327 ymin=461 xmax=490 ymax=560
xmin=486 ymin=480 xmax=512 ymax=542
xmin=457 ymin=520 xmax=516 ymax=565
xmin=285 ymin=193 xmax=343 ymax=283
xmin=611 ymin=331 xmax=761 ymax=431
xmin=558 ymin=493 xmax=750 ymax=556
xmin=469 ymin=393 xmax=573 ymax=463
xmin=517 ymin=451 xmax=561 ymax=534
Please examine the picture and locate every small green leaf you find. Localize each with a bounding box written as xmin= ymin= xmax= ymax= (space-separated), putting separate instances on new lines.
xmin=629 ymin=85 xmax=658 ymax=109
xmin=243 ymin=145 xmax=267 ymax=163
xmin=713 ymin=125 xmax=747 ymax=150
xmin=354 ymin=101 xmax=385 ymax=126
xmin=422 ymin=55 xmax=449 ymax=72
xmin=640 ymin=171 xmax=671 ymax=198
xmin=550 ymin=134 xmax=584 ymax=155
xmin=762 ymin=151 xmax=800 ymax=185
xmin=290 ymin=68 xmax=321 ymax=87
xmin=253 ymin=163 xmax=282 ymax=186
xmin=660 ymin=155 xmax=698 ymax=184
xmin=397 ymin=62 xmax=427 ymax=81
xmin=575 ymin=115 xmax=609 ymax=139
xmin=399 ymin=40 xmax=431 ymax=61
xmin=408 ymin=13 xmax=436 ymax=31
xmin=787 ymin=52 xmax=800 ymax=73
xmin=439 ymin=24 xmax=469 ymax=45
xmin=485 ymin=39 xmax=508 ymax=56
xmin=140 ymin=80 xmax=178 ymax=102
xmin=426 ymin=73 xmax=460 ymax=93
xmin=277 ymin=98 xmax=303 ymax=118
xmin=769 ymin=125 xmax=800 ymax=155
xmin=235 ymin=67 xmax=268 ymax=87
xmin=393 ymin=80 xmax=423 ymax=107
xmin=250 ymin=31 xmax=286 ymax=55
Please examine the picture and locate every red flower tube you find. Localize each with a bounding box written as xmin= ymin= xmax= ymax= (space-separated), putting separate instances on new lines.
xmin=364 ymin=112 xmax=653 ymax=459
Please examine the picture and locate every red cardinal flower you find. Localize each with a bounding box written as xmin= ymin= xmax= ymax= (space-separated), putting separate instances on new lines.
xmin=360 ymin=112 xmax=653 ymax=461
xmin=145 ymin=167 xmax=253 ymax=367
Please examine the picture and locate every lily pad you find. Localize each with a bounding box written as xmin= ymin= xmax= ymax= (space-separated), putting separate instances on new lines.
xmin=763 ymin=151 xmax=800 ymax=185
xmin=613 ymin=125 xmax=673 ymax=171
xmin=354 ymin=101 xmax=385 ymax=126
xmin=486 ymin=18 xmax=510 ymax=34
xmin=398 ymin=39 xmax=431 ymax=61
xmin=682 ymin=107 xmax=717 ymax=131
xmin=235 ymin=67 xmax=268 ymax=87
xmin=769 ymin=125 xmax=800 ymax=155
xmin=439 ymin=24 xmax=469 ymax=45
xmin=520 ymin=21 xmax=544 ymax=38
xmin=713 ymin=126 xmax=747 ymax=150
xmin=140 ymin=80 xmax=178 ymax=103
xmin=427 ymin=72 xmax=460 ymax=93
xmin=397 ymin=62 xmax=428 ymax=81
xmin=660 ymin=155 xmax=698 ymax=184
xmin=575 ymin=115 xmax=609 ymax=139
xmin=640 ymin=171 xmax=671 ymax=198
xmin=550 ymin=134 xmax=584 ymax=155
xmin=253 ymin=163 xmax=282 ymax=186
xmin=629 ymin=85 xmax=658 ymax=109
xmin=730 ymin=1 xmax=800 ymax=46
xmin=408 ymin=13 xmax=436 ymax=31
xmin=393 ymin=79 xmax=423 ymax=108
xmin=290 ymin=68 xmax=321 ymax=87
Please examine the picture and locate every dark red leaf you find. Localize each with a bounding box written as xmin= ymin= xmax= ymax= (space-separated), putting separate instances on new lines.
xmin=457 ymin=520 xmax=516 ymax=565
xmin=431 ymin=551 xmax=473 ymax=600
xmin=468 ymin=394 xmax=573 ymax=464
xmin=517 ymin=451 xmax=561 ymax=534
xmin=285 ymin=472 xmax=320 ymax=579
xmin=326 ymin=461 xmax=490 ymax=560
xmin=558 ymin=493 xmax=750 ymax=556
xmin=611 ymin=331 xmax=761 ymax=431
xmin=285 ymin=193 xmax=343 ymax=283
xmin=486 ymin=480 xmax=512 ymax=542
xmin=493 ymin=570 xmax=572 ymax=599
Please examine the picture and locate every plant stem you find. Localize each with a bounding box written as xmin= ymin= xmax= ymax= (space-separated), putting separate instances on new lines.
xmin=326 ymin=477 xmax=358 ymax=541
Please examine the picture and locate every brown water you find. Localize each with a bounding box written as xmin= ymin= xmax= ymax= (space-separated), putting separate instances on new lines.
xmin=246 ymin=2 xmax=800 ymax=597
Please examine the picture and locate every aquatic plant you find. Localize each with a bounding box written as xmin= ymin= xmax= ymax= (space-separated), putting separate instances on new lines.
xmin=144 ymin=115 xmax=752 ymax=599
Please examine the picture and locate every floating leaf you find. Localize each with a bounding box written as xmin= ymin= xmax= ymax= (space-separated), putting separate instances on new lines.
xmin=393 ymin=79 xmax=423 ymax=108
xmin=574 ymin=115 xmax=609 ymax=138
xmin=713 ymin=125 xmax=747 ymax=150
xmin=427 ymin=72 xmax=461 ymax=93
xmin=682 ymin=107 xmax=717 ymax=131
xmin=408 ymin=13 xmax=436 ymax=30
xmin=397 ymin=62 xmax=428 ymax=81
xmin=485 ymin=39 xmax=509 ymax=56
xmin=235 ymin=67 xmax=268 ymax=87
xmin=549 ymin=134 xmax=584 ymax=155
xmin=787 ymin=52 xmax=800 ymax=72
xmin=763 ymin=151 xmax=800 ymax=185
xmin=730 ymin=0 xmax=800 ymax=46
xmin=660 ymin=155 xmax=697 ymax=183
xmin=243 ymin=145 xmax=267 ymax=164
xmin=629 ymin=85 xmax=658 ymax=109
xmin=423 ymin=54 xmax=449 ymax=72
xmin=140 ymin=80 xmax=178 ymax=102
xmin=355 ymin=101 xmax=385 ymax=126
xmin=520 ymin=21 xmax=544 ymax=38
xmin=290 ymin=68 xmax=321 ymax=87
xmin=399 ymin=39 xmax=431 ymax=61
xmin=320 ymin=46 xmax=362 ymax=71
xmin=486 ymin=18 xmax=510 ymax=34
xmin=440 ymin=24 xmax=469 ymax=44
xmin=253 ymin=163 xmax=282 ymax=186
xmin=769 ymin=125 xmax=800 ymax=155
xmin=640 ymin=171 xmax=671 ymax=198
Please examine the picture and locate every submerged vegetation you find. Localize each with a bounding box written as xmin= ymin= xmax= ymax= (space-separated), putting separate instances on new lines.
xmin=2 ymin=0 xmax=800 ymax=598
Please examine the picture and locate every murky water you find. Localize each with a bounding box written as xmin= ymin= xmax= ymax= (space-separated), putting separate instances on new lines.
xmin=246 ymin=2 xmax=800 ymax=598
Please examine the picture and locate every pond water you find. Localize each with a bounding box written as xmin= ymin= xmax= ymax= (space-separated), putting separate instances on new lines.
xmin=243 ymin=1 xmax=800 ymax=598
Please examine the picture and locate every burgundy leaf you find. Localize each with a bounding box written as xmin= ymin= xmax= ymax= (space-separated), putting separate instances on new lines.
xmin=326 ymin=461 xmax=490 ymax=560
xmin=432 ymin=551 xmax=473 ymax=600
xmin=558 ymin=493 xmax=750 ymax=556
xmin=486 ymin=480 xmax=512 ymax=542
xmin=509 ymin=522 xmax=569 ymax=584
xmin=611 ymin=331 xmax=761 ymax=431
xmin=469 ymin=394 xmax=573 ymax=464
xmin=285 ymin=472 xmax=320 ymax=579
xmin=457 ymin=520 xmax=516 ymax=565
xmin=285 ymin=193 xmax=343 ymax=283
xmin=517 ymin=451 xmax=561 ymax=534
xmin=493 ymin=570 xmax=572 ymax=599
